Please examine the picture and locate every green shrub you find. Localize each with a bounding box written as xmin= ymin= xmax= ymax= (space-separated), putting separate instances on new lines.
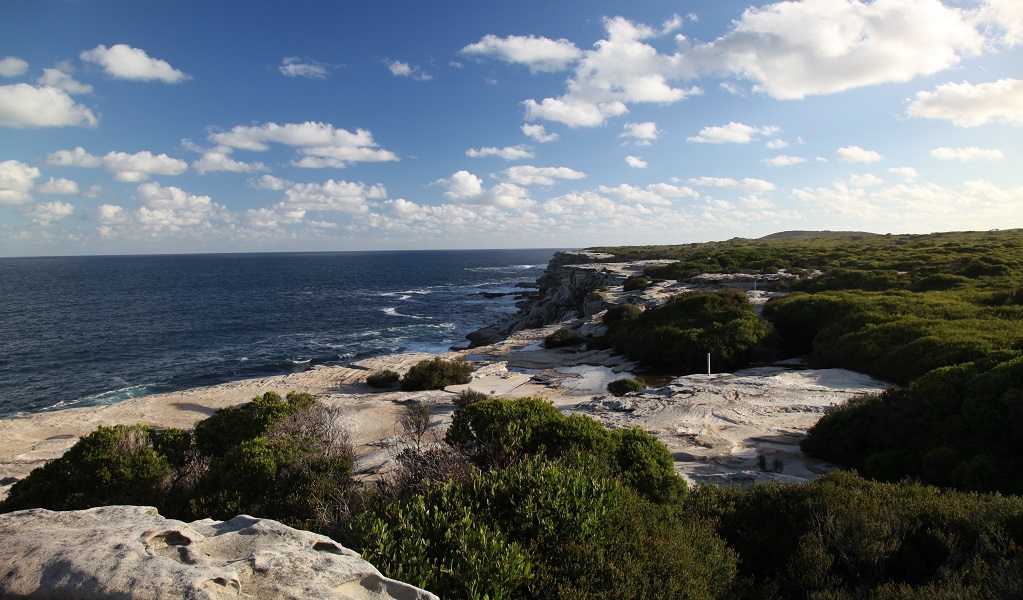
xmin=607 ymin=290 xmax=774 ymax=373
xmin=194 ymin=391 xmax=314 ymax=458
xmin=400 ymin=357 xmax=473 ymax=391
xmin=602 ymin=303 xmax=642 ymax=325
xmin=607 ymin=377 xmax=644 ymax=396
xmin=453 ymin=388 xmax=490 ymax=408
xmin=1 ymin=424 xmax=175 ymax=512
xmin=623 ymin=275 xmax=652 ymax=291
xmin=544 ymin=327 xmax=583 ymax=348
xmin=366 ymin=369 xmax=400 ymax=388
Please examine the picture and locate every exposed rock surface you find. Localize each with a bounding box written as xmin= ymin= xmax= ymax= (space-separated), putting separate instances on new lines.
xmin=0 ymin=505 xmax=437 ymax=600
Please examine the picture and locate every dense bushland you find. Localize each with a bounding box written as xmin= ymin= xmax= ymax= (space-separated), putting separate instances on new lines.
xmin=604 ymin=289 xmax=775 ymax=374
xmin=399 ymin=357 xmax=474 ymax=391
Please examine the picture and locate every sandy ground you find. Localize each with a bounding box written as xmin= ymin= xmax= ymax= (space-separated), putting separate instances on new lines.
xmin=0 ymin=324 xmax=888 ymax=500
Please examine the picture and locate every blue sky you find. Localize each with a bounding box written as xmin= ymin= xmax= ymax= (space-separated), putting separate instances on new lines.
xmin=1 ymin=0 xmax=1021 ymax=256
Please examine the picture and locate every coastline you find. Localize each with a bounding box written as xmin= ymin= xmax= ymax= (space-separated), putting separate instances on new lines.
xmin=0 ymin=251 xmax=889 ymax=499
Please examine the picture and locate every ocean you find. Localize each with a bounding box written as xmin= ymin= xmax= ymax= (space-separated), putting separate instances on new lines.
xmin=0 ymin=249 xmax=557 ymax=419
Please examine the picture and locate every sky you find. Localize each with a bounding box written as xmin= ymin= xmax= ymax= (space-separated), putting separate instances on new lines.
xmin=0 ymin=0 xmax=1021 ymax=256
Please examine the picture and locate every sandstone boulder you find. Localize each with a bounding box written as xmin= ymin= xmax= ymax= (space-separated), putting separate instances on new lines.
xmin=0 ymin=505 xmax=437 ymax=600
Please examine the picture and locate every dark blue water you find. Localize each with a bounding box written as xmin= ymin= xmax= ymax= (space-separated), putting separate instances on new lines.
xmin=0 ymin=249 xmax=556 ymax=418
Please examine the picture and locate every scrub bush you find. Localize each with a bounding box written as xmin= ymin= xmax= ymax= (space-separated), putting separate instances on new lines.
xmin=400 ymin=357 xmax=473 ymax=391
xmin=606 ymin=377 xmax=643 ymax=396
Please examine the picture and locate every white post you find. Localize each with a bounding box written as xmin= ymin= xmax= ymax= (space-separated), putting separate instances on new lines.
xmin=707 ymin=353 xmax=711 ymax=375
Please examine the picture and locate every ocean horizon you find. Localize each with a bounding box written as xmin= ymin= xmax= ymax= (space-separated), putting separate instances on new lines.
xmin=0 ymin=248 xmax=559 ymax=419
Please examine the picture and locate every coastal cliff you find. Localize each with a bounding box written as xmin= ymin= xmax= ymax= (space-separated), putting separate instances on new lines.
xmin=465 ymin=250 xmax=667 ymax=346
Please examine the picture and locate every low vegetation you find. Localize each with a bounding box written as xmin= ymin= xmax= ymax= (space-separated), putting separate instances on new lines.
xmin=607 ymin=377 xmax=644 ymax=396
xmin=543 ymin=327 xmax=583 ymax=348
xmin=399 ymin=357 xmax=473 ymax=391
xmin=366 ymin=369 xmax=400 ymax=388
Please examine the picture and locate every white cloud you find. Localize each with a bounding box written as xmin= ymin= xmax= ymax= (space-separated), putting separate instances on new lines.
xmin=889 ymin=167 xmax=919 ymax=182
xmin=46 ymin=147 xmax=188 ymax=181
xmin=0 ymin=84 xmax=98 ymax=128
xmin=907 ymin=79 xmax=1023 ymax=126
xmin=978 ymin=0 xmax=1023 ymax=46
xmin=521 ymin=124 xmax=559 ymax=143
xmin=209 ymin=121 xmax=399 ymax=168
xmin=279 ymin=57 xmax=330 ymax=79
xmin=46 ymin=147 xmax=102 ymax=167
xmin=0 ymin=160 xmax=40 ymax=204
xmin=837 ymin=146 xmax=883 ymax=163
xmin=466 ymin=145 xmax=534 ymax=160
xmin=279 ymin=179 xmax=386 ymax=214
xmin=625 ymin=156 xmax=648 ymax=168
xmin=501 ymin=165 xmax=586 ymax=185
xmin=95 ymin=204 xmax=129 ymax=224
xmin=846 ymin=173 xmax=886 ymax=186
xmin=793 ymin=179 xmax=1023 ymax=231
xmin=0 ymin=56 xmax=28 ymax=77
xmin=460 ymin=34 xmax=582 ymax=72
xmin=37 ymin=177 xmax=79 ymax=195
xmin=597 ymin=183 xmax=697 ymax=204
xmin=130 ymin=182 xmax=228 ymax=231
xmin=523 ymin=97 xmax=628 ymax=128
xmin=26 ymin=200 xmax=74 ymax=225
xmin=683 ymin=0 xmax=984 ymax=99
xmin=434 ymin=170 xmax=484 ymax=199
xmin=765 ymin=139 xmax=789 ymax=149
xmin=762 ymin=155 xmax=807 ymax=166
xmin=430 ymin=171 xmax=533 ymax=208
xmin=386 ymin=60 xmax=433 ymax=81
xmin=103 ymin=151 xmax=188 ymax=181
xmin=621 ymin=121 xmax=659 ymax=143
xmin=249 ymin=174 xmax=291 ymax=190
xmin=192 ymin=151 xmax=269 ymax=174
xmin=687 ymin=177 xmax=776 ymax=192
xmin=520 ymin=16 xmax=701 ymax=127
xmin=80 ymin=44 xmax=189 ymax=83
xmin=930 ymin=146 xmax=1004 ymax=161
xmin=688 ymin=122 xmax=779 ymax=143
xmin=37 ymin=68 xmax=93 ymax=94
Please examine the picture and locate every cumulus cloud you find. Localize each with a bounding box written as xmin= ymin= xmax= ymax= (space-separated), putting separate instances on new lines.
xmin=209 ymin=121 xmax=399 ymax=168
xmin=279 ymin=179 xmax=386 ymax=214
xmin=249 ymin=174 xmax=291 ymax=190
xmin=37 ymin=68 xmax=93 ymax=94
xmin=46 ymin=147 xmax=188 ymax=181
xmin=931 ymin=146 xmax=1004 ymax=161
xmin=386 ymin=60 xmax=433 ymax=81
xmin=0 ymin=56 xmax=28 ymax=77
xmin=460 ymin=34 xmax=582 ymax=72
xmin=80 ymin=44 xmax=189 ymax=83
xmin=37 ymin=177 xmax=79 ymax=195
xmin=687 ymin=177 xmax=776 ymax=192
xmin=793 ymin=179 xmax=1023 ymax=231
xmin=0 ymin=160 xmax=40 ymax=204
xmin=192 ymin=151 xmax=269 ymax=174
xmin=625 ymin=156 xmax=648 ymax=168
xmin=907 ymin=79 xmax=1023 ymax=126
xmin=521 ymin=124 xmax=558 ymax=143
xmin=431 ymin=171 xmax=533 ymax=208
xmin=688 ymin=122 xmax=780 ymax=143
xmin=978 ymin=0 xmax=1023 ymax=46
xmin=501 ymin=165 xmax=586 ymax=185
xmin=597 ymin=183 xmax=697 ymax=204
xmin=682 ymin=0 xmax=984 ymax=99
xmin=621 ymin=121 xmax=659 ymax=144
xmin=837 ymin=146 xmax=883 ymax=163
xmin=26 ymin=200 xmax=74 ymax=225
xmin=466 ymin=145 xmax=534 ymax=160
xmin=0 ymin=84 xmax=98 ymax=128
xmin=520 ymin=16 xmax=701 ymax=127
xmin=762 ymin=155 xmax=807 ymax=166
xmin=279 ymin=57 xmax=331 ymax=78
xmin=765 ymin=139 xmax=789 ymax=149
xmin=889 ymin=167 xmax=919 ymax=182
xmin=847 ymin=173 xmax=886 ymax=186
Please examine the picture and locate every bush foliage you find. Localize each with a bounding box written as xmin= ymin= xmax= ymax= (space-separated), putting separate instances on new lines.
xmin=543 ymin=327 xmax=583 ymax=348
xmin=607 ymin=377 xmax=644 ymax=396
xmin=400 ymin=357 xmax=474 ymax=391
